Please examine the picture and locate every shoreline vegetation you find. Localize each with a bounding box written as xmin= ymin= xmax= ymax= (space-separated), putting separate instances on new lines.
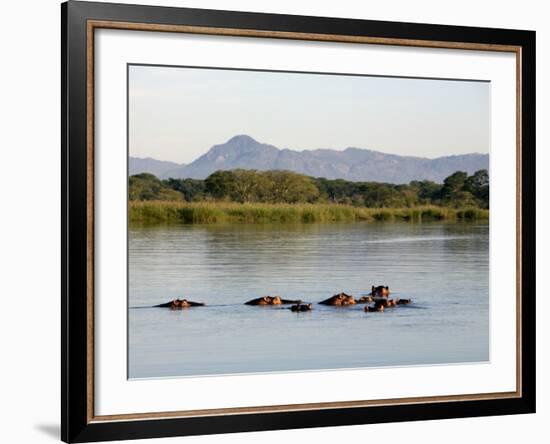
xmin=129 ymin=201 xmax=489 ymax=224
xmin=129 ymin=168 xmax=489 ymax=224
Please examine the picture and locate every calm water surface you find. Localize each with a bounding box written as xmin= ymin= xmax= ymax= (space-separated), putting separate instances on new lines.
xmin=129 ymin=222 xmax=489 ymax=379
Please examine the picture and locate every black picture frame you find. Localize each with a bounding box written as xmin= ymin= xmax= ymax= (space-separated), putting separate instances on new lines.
xmin=61 ymin=1 xmax=536 ymax=442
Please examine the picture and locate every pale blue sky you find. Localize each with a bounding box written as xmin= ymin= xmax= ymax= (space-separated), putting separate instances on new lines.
xmin=129 ymin=64 xmax=490 ymax=164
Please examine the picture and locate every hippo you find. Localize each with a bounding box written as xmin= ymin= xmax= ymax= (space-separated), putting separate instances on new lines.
xmin=373 ymin=298 xmax=396 ymax=308
xmin=290 ymin=303 xmax=313 ymax=312
xmin=369 ymin=285 xmax=390 ymax=297
xmin=319 ymin=292 xmax=356 ymax=306
xmin=245 ymin=296 xmax=300 ymax=306
xmin=356 ymin=295 xmax=373 ymax=304
xmin=396 ymin=298 xmax=412 ymax=305
xmin=155 ymin=298 xmax=204 ymax=309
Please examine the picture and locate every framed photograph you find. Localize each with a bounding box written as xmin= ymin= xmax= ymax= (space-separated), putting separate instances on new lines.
xmin=61 ymin=1 xmax=536 ymax=442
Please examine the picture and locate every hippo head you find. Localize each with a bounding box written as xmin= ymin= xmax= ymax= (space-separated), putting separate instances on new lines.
xmin=272 ymin=296 xmax=282 ymax=305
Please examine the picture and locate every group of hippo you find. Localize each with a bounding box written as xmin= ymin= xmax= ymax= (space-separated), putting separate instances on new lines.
xmin=154 ymin=285 xmax=412 ymax=313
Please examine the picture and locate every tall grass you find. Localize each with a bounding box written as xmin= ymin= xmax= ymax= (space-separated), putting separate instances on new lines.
xmin=129 ymin=201 xmax=489 ymax=224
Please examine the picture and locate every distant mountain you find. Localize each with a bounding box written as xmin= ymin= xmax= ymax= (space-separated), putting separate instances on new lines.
xmin=131 ymin=135 xmax=489 ymax=184
xmin=129 ymin=157 xmax=184 ymax=177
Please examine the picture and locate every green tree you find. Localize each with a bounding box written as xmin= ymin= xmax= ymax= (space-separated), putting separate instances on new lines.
xmin=409 ymin=180 xmax=442 ymax=205
xmin=231 ymin=169 xmax=269 ymax=202
xmin=264 ymin=171 xmax=320 ymax=203
xmin=204 ymin=170 xmax=237 ymax=200
xmin=129 ymin=173 xmax=182 ymax=201
xmin=440 ymin=171 xmax=468 ymax=203
xmin=464 ymin=169 xmax=489 ymax=208
xmin=166 ymin=178 xmax=206 ymax=201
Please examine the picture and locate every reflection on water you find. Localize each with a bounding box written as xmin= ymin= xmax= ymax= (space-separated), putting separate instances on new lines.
xmin=128 ymin=222 xmax=489 ymax=378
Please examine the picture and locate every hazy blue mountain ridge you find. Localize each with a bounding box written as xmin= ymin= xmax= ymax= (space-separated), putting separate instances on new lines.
xmin=131 ymin=135 xmax=489 ymax=184
xmin=129 ymin=157 xmax=184 ymax=177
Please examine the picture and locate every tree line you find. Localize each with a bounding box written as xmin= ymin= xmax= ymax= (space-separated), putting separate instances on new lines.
xmin=129 ymin=169 xmax=489 ymax=209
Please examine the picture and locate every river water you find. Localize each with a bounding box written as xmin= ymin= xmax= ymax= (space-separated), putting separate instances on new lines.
xmin=128 ymin=222 xmax=489 ymax=379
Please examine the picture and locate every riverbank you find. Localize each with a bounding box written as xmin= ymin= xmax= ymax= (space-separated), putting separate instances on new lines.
xmin=128 ymin=201 xmax=489 ymax=224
